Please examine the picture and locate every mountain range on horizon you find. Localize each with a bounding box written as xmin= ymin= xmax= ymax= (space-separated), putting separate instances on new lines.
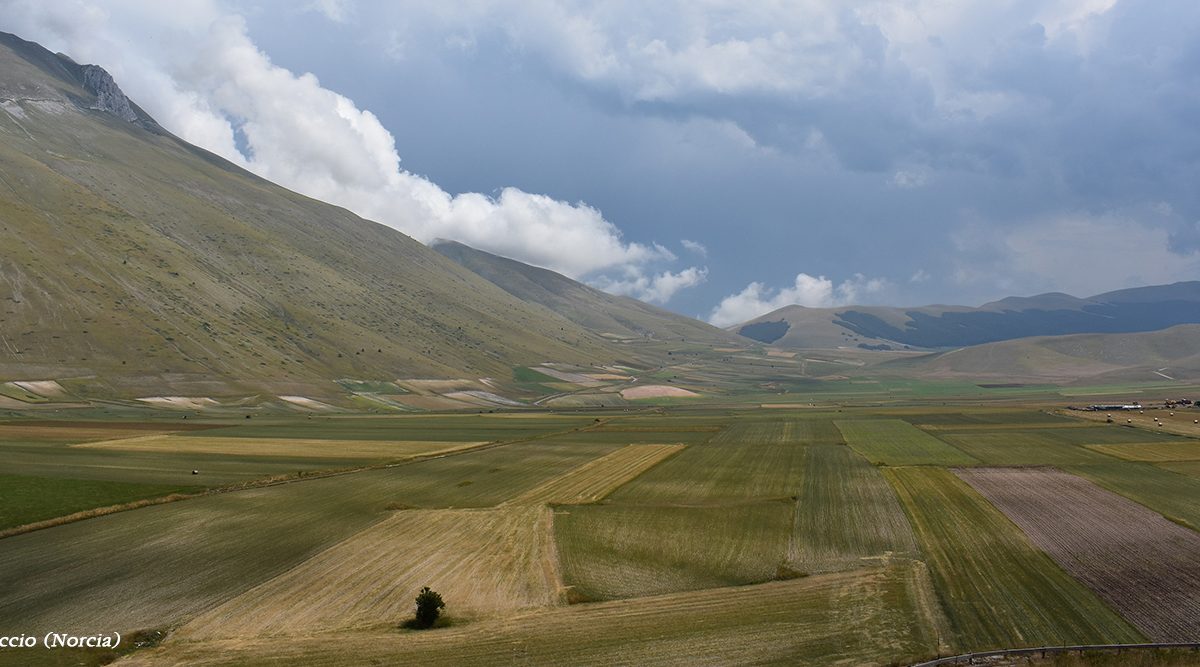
xmin=733 ymin=281 xmax=1200 ymax=350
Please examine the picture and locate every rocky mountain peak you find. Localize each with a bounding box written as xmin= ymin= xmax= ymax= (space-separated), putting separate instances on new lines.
xmin=79 ymin=64 xmax=139 ymax=122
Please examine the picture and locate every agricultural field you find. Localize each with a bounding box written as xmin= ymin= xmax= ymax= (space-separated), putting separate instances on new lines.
xmin=933 ymin=430 xmax=1116 ymax=466
xmin=554 ymin=501 xmax=795 ymax=600
xmin=3 ymin=401 xmax=1200 ymax=666
xmin=958 ymin=467 xmax=1200 ymax=641
xmin=788 ymin=443 xmax=919 ymax=574
xmin=884 ymin=467 xmax=1143 ymax=648
xmin=837 ymin=419 xmax=978 ymax=466
xmin=75 ymin=433 xmax=487 ymax=460
xmin=1085 ymin=441 xmax=1200 ymax=462
xmin=504 ymin=444 xmax=684 ymax=505
xmin=122 ymin=564 xmax=948 ymax=667
xmin=1068 ymin=461 xmax=1200 ymax=531
xmin=178 ymin=506 xmax=561 ymax=639
xmin=0 ymin=474 xmax=196 ymax=532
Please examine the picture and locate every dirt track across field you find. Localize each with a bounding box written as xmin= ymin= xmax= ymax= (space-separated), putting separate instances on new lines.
xmin=956 ymin=467 xmax=1200 ymax=642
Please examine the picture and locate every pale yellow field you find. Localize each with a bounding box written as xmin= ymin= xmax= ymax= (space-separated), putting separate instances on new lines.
xmin=584 ymin=373 xmax=631 ymax=380
xmin=124 ymin=563 xmax=947 ymax=667
xmin=620 ymin=385 xmax=699 ymax=399
xmin=504 ymin=444 xmax=685 ymax=506
xmin=178 ymin=506 xmax=562 ymax=639
xmin=73 ymin=434 xmax=487 ymax=459
xmin=393 ymin=379 xmax=480 ymax=393
xmin=0 ymin=424 xmax=175 ymax=442
xmin=1068 ymin=409 xmax=1200 ymax=437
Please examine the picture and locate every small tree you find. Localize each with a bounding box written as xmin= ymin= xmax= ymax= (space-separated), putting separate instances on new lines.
xmin=413 ymin=586 xmax=445 ymax=629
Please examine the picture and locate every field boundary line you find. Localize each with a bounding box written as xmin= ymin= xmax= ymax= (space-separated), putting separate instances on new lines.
xmin=0 ymin=417 xmax=618 ymax=540
xmin=910 ymin=642 xmax=1200 ymax=666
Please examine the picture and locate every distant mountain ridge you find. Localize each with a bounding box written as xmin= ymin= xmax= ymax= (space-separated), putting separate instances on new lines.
xmin=735 ymin=282 xmax=1200 ymax=349
xmin=881 ymin=324 xmax=1200 ymax=384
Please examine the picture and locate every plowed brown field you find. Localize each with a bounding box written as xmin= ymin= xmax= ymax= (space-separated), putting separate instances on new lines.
xmin=956 ymin=467 xmax=1200 ymax=642
xmin=504 ymin=444 xmax=684 ymax=505
xmin=178 ymin=506 xmax=561 ymax=639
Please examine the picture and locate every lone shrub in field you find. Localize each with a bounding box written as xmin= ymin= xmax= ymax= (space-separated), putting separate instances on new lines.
xmin=412 ymin=586 xmax=445 ymax=629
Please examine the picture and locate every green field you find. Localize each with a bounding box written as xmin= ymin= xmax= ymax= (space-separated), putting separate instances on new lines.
xmin=935 ymin=431 xmax=1116 ymax=466
xmin=885 ymin=467 xmax=1143 ymax=649
xmin=0 ymin=474 xmax=197 ymax=531
xmin=555 ymin=501 xmax=795 ymax=600
xmin=906 ymin=410 xmax=1080 ymax=427
xmin=837 ymin=419 xmax=978 ymax=466
xmin=185 ymin=413 xmax=595 ymax=442
xmin=2 ymin=403 xmax=1197 ymax=666
xmin=789 ymin=444 xmax=919 ymax=573
xmin=1069 ymin=462 xmax=1200 ymax=530
xmin=607 ymin=420 xmax=808 ymax=503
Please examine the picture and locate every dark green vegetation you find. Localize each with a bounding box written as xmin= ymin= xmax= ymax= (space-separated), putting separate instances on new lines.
xmin=411 ymin=587 xmax=445 ymax=629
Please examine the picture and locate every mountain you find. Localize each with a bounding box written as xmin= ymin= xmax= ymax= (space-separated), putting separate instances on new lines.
xmin=735 ymin=282 xmax=1200 ymax=350
xmin=432 ymin=240 xmax=739 ymax=345
xmin=0 ymin=31 xmax=623 ymax=400
xmin=881 ymin=324 xmax=1200 ymax=384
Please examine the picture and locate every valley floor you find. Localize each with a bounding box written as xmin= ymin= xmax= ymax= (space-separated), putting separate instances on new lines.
xmin=2 ymin=396 xmax=1200 ymax=666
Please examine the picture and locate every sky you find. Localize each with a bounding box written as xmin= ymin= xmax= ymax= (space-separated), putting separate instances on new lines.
xmin=4 ymin=0 xmax=1200 ymax=326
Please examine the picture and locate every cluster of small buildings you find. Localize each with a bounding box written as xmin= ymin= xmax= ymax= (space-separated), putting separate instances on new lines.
xmin=1076 ymin=403 xmax=1143 ymax=412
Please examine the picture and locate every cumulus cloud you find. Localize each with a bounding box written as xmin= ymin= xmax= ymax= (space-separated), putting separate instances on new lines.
xmin=681 ymin=239 xmax=707 ymax=257
xmin=591 ymin=266 xmax=708 ymax=305
xmin=0 ymin=0 xmax=686 ymax=282
xmin=708 ymin=273 xmax=887 ymax=327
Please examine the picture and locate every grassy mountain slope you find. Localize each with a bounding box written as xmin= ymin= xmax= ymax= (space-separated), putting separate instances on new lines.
xmin=736 ymin=283 xmax=1200 ymax=350
xmin=0 ymin=32 xmax=619 ymax=399
xmin=433 ymin=240 xmax=740 ymax=344
xmin=881 ymin=324 xmax=1200 ymax=383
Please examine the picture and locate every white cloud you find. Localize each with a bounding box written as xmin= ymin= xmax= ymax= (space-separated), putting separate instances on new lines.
xmin=305 ymin=0 xmax=353 ymax=23
xmin=0 ymin=0 xmax=678 ymax=281
xmin=681 ymin=239 xmax=707 ymax=257
xmin=708 ymin=272 xmax=886 ymax=327
xmin=590 ymin=266 xmax=707 ymax=305
xmin=952 ymin=214 xmax=1200 ymax=298
xmin=891 ymin=168 xmax=929 ymax=189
